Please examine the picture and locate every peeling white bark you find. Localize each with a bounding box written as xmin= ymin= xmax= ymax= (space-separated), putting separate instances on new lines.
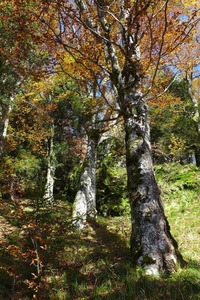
xmin=187 ymin=73 xmax=200 ymax=135
xmin=124 ymin=98 xmax=184 ymax=274
xmin=0 ymin=96 xmax=14 ymax=156
xmin=72 ymin=190 xmax=87 ymax=229
xmin=72 ymin=133 xmax=98 ymax=229
xmin=43 ymin=125 xmax=55 ymax=204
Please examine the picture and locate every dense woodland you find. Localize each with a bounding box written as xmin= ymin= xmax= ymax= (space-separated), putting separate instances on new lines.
xmin=0 ymin=1 xmax=200 ymax=299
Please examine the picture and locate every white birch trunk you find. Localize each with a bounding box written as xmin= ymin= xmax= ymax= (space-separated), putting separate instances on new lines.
xmin=43 ymin=125 xmax=56 ymax=204
xmin=72 ymin=133 xmax=98 ymax=229
xmin=186 ymin=73 xmax=200 ymax=166
xmin=0 ymin=96 xmax=14 ymax=156
xmin=187 ymin=73 xmax=200 ymax=135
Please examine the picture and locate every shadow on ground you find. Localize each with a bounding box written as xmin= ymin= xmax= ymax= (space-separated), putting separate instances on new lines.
xmin=54 ymin=217 xmax=200 ymax=300
xmin=0 ymin=203 xmax=200 ymax=300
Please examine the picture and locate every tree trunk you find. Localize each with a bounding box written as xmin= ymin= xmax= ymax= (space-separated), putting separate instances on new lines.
xmin=72 ymin=132 xmax=98 ymax=229
xmin=52 ymin=0 xmax=185 ymax=273
xmin=0 ymin=96 xmax=13 ymax=156
xmin=187 ymin=73 xmax=200 ymax=136
xmin=43 ymin=125 xmax=56 ymax=204
xmin=186 ymin=73 xmax=200 ymax=166
xmin=194 ymin=146 xmax=200 ymax=167
xmin=124 ymin=96 xmax=185 ymax=274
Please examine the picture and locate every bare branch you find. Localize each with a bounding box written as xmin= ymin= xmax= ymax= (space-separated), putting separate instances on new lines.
xmin=151 ymin=0 xmax=169 ymax=86
xmin=149 ymin=72 xmax=179 ymax=102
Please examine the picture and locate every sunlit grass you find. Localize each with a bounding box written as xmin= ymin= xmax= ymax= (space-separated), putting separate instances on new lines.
xmin=0 ymin=163 xmax=199 ymax=299
xmin=155 ymin=163 xmax=200 ymax=264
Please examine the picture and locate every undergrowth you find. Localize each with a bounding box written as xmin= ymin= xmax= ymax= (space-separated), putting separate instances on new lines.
xmin=0 ymin=163 xmax=199 ymax=299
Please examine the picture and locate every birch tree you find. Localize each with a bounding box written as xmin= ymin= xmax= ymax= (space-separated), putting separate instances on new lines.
xmin=3 ymin=0 xmax=199 ymax=274
xmin=43 ymin=122 xmax=56 ymax=204
xmin=171 ymin=19 xmax=200 ymax=164
xmin=0 ymin=60 xmax=20 ymax=156
xmin=34 ymin=0 xmax=200 ymax=274
xmin=72 ymin=83 xmax=115 ymax=228
xmin=72 ymin=126 xmax=100 ymax=229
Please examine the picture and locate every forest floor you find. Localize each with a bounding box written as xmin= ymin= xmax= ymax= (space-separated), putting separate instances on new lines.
xmin=0 ymin=163 xmax=200 ymax=300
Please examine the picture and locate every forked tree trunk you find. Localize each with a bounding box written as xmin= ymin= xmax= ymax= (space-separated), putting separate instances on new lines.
xmin=72 ymin=132 xmax=99 ymax=229
xmin=124 ymin=96 xmax=185 ymax=274
xmin=58 ymin=0 xmax=185 ymax=273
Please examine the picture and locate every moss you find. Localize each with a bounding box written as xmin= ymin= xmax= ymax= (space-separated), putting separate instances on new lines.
xmin=143 ymin=256 xmax=157 ymax=264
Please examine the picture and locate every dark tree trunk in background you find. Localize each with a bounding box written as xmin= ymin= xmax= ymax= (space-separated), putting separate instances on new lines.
xmin=194 ymin=147 xmax=200 ymax=167
xmin=123 ymin=95 xmax=185 ymax=274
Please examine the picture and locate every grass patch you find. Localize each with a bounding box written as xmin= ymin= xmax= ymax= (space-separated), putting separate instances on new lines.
xmin=155 ymin=163 xmax=200 ymax=263
xmin=0 ymin=163 xmax=199 ymax=299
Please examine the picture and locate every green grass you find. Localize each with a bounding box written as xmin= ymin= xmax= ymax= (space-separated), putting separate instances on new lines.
xmin=0 ymin=163 xmax=199 ymax=299
xmin=155 ymin=163 xmax=200 ymax=263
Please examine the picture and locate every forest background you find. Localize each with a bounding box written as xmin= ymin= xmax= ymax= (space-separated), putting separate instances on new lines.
xmin=0 ymin=0 xmax=200 ymax=299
